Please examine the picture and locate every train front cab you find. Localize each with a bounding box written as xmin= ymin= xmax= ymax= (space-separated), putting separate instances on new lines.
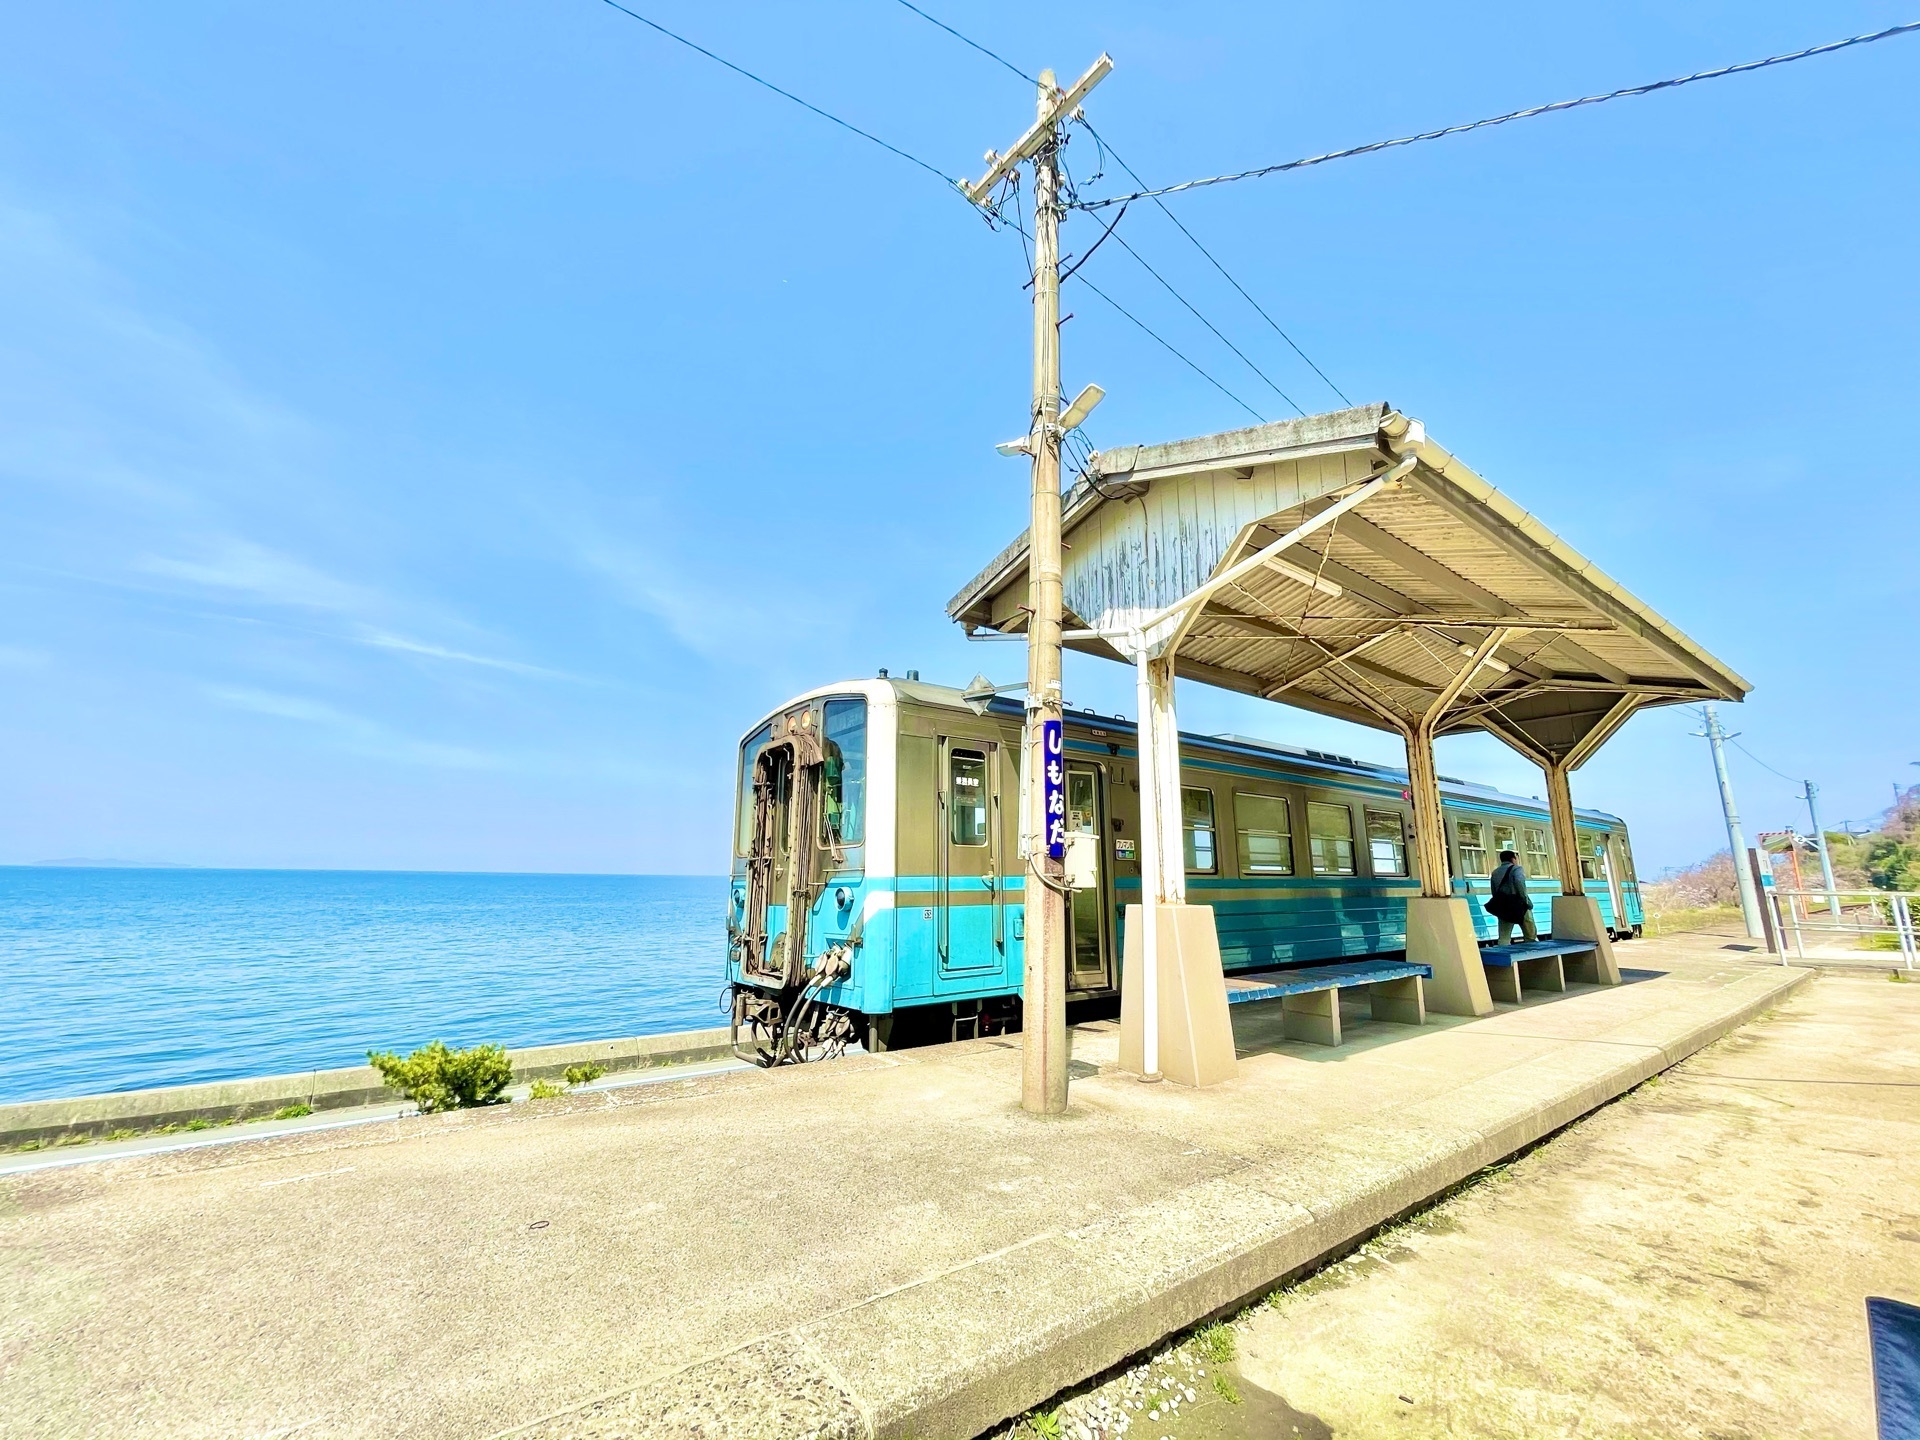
xmin=728 ymin=681 xmax=899 ymax=1062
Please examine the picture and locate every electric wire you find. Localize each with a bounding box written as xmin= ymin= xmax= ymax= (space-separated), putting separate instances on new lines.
xmin=1730 ymin=736 xmax=1806 ymax=785
xmin=1076 ymin=272 xmax=1265 ymax=423
xmin=596 ymin=0 xmax=963 ymax=188
xmin=1078 ymin=118 xmax=1351 ymax=406
xmin=1106 ymin=228 xmax=1306 ymax=416
xmin=993 ymin=208 xmax=1265 ymax=423
xmin=883 ymin=0 xmax=1349 ymax=417
xmin=890 ymin=0 xmax=1035 ymax=85
xmin=1075 ymin=20 xmax=1920 ymax=210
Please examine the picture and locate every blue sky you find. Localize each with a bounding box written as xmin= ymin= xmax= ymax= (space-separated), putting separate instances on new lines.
xmin=1 ymin=1 xmax=1913 ymax=874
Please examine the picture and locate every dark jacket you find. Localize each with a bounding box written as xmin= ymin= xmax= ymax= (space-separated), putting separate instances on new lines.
xmin=1486 ymin=861 xmax=1534 ymax=920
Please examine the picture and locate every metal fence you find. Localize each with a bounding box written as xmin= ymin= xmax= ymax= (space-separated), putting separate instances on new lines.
xmin=1767 ymin=888 xmax=1919 ymax=968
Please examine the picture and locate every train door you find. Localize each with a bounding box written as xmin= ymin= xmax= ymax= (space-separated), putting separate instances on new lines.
xmin=936 ymin=735 xmax=1004 ymax=974
xmin=1065 ymin=763 xmax=1112 ymax=992
xmin=1599 ymin=833 xmax=1627 ymax=937
xmin=742 ymin=727 xmax=819 ymax=987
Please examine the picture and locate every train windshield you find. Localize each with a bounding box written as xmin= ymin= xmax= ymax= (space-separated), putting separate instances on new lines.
xmin=819 ymin=698 xmax=867 ymax=846
xmin=735 ymin=722 xmax=772 ymax=856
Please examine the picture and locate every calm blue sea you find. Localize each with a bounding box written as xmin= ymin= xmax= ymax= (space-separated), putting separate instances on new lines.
xmin=0 ymin=868 xmax=730 ymax=1105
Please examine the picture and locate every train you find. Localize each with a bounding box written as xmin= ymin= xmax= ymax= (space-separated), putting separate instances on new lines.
xmin=726 ymin=674 xmax=1641 ymax=1063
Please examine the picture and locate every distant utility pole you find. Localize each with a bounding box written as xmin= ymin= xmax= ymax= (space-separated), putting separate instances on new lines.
xmin=1696 ymin=703 xmax=1764 ymax=939
xmin=964 ymin=55 xmax=1113 ymax=1116
xmin=1802 ymin=780 xmax=1842 ymax=920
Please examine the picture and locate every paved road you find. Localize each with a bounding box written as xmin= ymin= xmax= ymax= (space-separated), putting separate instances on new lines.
xmin=1022 ymin=969 xmax=1919 ymax=1440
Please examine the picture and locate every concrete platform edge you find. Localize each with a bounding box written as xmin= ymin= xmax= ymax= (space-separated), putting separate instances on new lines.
xmin=0 ymin=1026 xmax=734 ymax=1147
xmin=549 ymin=965 xmax=1811 ymax=1440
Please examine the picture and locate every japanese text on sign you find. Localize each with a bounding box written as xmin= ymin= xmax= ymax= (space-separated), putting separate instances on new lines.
xmin=1042 ymin=719 xmax=1065 ymax=860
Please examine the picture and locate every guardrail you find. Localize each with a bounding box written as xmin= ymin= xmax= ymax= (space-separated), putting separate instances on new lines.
xmin=1766 ymin=888 xmax=1918 ymax=968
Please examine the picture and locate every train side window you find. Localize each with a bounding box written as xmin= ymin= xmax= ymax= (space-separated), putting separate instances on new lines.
xmin=1492 ymin=823 xmax=1517 ymax=860
xmin=1455 ymin=819 xmax=1490 ymax=876
xmin=1618 ymin=832 xmax=1638 ymax=883
xmin=1580 ymin=833 xmax=1604 ymax=881
xmin=1521 ymin=826 xmax=1552 ymax=875
xmin=1365 ymin=809 xmax=1408 ymax=877
xmin=1307 ymin=801 xmax=1356 ymax=876
xmin=949 ymin=749 xmax=989 ymax=847
xmin=1182 ymin=787 xmax=1217 ymax=874
xmin=1235 ymin=793 xmax=1294 ymax=876
xmin=819 ymin=698 xmax=867 ymax=847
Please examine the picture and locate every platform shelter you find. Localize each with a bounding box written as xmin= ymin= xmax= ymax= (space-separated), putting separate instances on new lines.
xmin=948 ymin=404 xmax=1750 ymax=1082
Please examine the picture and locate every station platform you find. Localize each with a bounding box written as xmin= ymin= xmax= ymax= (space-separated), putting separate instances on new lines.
xmin=1 ymin=931 xmax=1808 ymax=1440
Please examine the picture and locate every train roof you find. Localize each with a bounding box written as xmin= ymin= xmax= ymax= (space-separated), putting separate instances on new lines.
xmin=752 ymin=677 xmax=1624 ymax=829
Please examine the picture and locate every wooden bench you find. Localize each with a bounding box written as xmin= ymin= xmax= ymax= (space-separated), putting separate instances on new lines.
xmin=1222 ymin=959 xmax=1432 ymax=1047
xmin=1477 ymin=939 xmax=1597 ymax=1003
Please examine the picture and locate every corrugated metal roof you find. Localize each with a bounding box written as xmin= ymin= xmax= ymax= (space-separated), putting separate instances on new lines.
xmin=947 ymin=404 xmax=1749 ymax=771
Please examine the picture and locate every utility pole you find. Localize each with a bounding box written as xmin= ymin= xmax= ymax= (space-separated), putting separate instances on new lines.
xmin=1803 ymin=780 xmax=1842 ymax=921
xmin=1697 ymin=703 xmax=1764 ymax=939
xmin=965 ymin=55 xmax=1112 ymax=1116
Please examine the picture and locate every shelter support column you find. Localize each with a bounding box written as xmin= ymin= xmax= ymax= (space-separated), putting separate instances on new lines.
xmin=1403 ymin=722 xmax=1495 ymax=1017
xmin=1545 ymin=759 xmax=1620 ymax=985
xmin=1120 ymin=648 xmax=1235 ymax=1087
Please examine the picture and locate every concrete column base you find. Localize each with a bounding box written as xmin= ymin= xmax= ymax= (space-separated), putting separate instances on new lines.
xmin=1551 ymin=894 xmax=1622 ymax=985
xmin=1406 ymin=896 xmax=1494 ymax=1017
xmin=1118 ymin=904 xmax=1238 ymax=1087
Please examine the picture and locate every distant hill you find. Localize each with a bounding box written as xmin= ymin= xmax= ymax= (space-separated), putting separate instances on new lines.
xmin=27 ymin=858 xmax=198 ymax=869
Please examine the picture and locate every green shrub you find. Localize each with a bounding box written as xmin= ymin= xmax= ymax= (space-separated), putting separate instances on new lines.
xmin=272 ymin=1103 xmax=313 ymax=1120
xmin=562 ymin=1062 xmax=606 ymax=1086
xmin=367 ymin=1040 xmax=513 ymax=1113
xmin=528 ymin=1078 xmax=567 ymax=1100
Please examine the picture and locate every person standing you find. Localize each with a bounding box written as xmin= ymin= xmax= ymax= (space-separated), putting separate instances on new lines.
xmin=1486 ymin=848 xmax=1537 ymax=943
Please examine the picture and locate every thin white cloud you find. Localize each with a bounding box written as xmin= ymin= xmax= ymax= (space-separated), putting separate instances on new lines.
xmin=570 ymin=530 xmax=818 ymax=659
xmin=354 ymin=628 xmax=575 ymax=681
xmin=139 ymin=538 xmax=372 ymax=616
xmin=137 ymin=537 xmax=578 ymax=681
xmin=206 ymin=685 xmax=501 ymax=771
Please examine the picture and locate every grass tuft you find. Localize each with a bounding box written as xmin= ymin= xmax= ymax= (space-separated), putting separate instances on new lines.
xmin=1212 ymin=1372 xmax=1242 ymax=1404
xmin=563 ymin=1062 xmax=606 ymax=1086
xmin=528 ymin=1079 xmax=567 ymax=1100
xmin=272 ymin=1103 xmax=313 ymax=1120
xmin=1193 ymin=1320 xmax=1236 ymax=1366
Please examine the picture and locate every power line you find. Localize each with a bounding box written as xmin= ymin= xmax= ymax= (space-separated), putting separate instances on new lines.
xmin=1077 ymin=20 xmax=1920 ymax=210
xmin=992 ymin=207 xmax=1265 ymax=424
xmin=883 ymin=0 xmax=1310 ymax=423
xmin=886 ymin=0 xmax=1349 ymax=413
xmin=1078 ymin=118 xmax=1351 ymax=407
xmin=596 ymin=0 xmax=962 ymax=189
xmin=1075 ymin=272 xmax=1266 ymax=424
xmin=890 ymin=0 xmax=1035 ymax=85
xmin=1730 ymin=736 xmax=1804 ymax=785
xmin=1105 ymin=228 xmax=1306 ymax=416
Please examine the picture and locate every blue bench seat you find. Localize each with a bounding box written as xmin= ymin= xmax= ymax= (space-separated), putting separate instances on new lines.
xmin=1223 ymin=959 xmax=1432 ymax=1047
xmin=1477 ymin=939 xmax=1597 ymax=1003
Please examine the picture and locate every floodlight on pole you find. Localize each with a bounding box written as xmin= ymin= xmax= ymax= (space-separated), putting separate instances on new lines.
xmin=1058 ymin=383 xmax=1105 ymax=432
